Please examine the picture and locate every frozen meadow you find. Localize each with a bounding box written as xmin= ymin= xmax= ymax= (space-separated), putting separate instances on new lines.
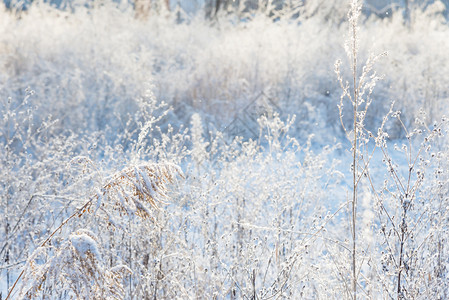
xmin=1 ymin=0 xmax=449 ymax=298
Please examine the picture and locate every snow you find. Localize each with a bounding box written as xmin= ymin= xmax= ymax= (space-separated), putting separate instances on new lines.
xmin=70 ymin=232 xmax=101 ymax=260
xmin=1 ymin=0 xmax=449 ymax=298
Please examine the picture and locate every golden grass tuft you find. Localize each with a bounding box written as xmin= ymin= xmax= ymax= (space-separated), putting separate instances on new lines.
xmin=98 ymin=162 xmax=184 ymax=219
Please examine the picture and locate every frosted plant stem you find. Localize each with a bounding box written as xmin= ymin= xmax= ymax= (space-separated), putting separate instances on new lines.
xmin=352 ymin=117 xmax=357 ymax=300
xmin=352 ymin=7 xmax=358 ymax=300
xmin=129 ymin=218 xmax=133 ymax=299
xmin=397 ymin=196 xmax=408 ymax=299
xmin=397 ymin=227 xmax=405 ymax=299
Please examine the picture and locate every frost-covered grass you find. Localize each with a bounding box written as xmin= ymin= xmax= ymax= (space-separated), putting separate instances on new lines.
xmin=1 ymin=1 xmax=448 ymax=136
xmin=1 ymin=0 xmax=449 ymax=299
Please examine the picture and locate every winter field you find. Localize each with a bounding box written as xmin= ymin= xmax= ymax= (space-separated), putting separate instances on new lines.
xmin=1 ymin=0 xmax=449 ymax=298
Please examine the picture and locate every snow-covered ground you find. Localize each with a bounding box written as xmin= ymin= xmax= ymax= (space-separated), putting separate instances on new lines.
xmin=1 ymin=0 xmax=449 ymax=298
